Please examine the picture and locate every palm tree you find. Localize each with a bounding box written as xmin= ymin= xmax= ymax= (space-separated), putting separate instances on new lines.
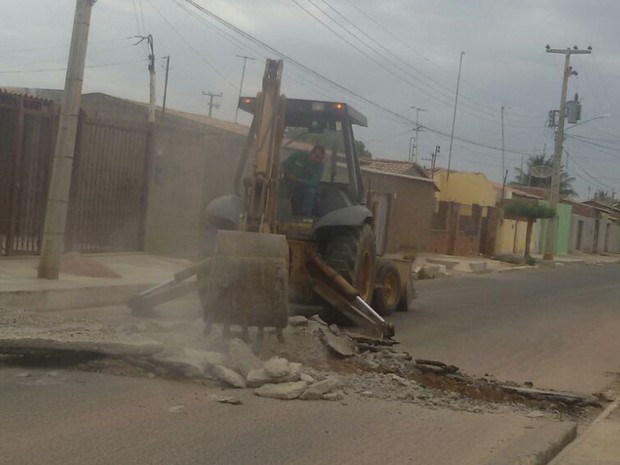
xmin=511 ymin=155 xmax=576 ymax=197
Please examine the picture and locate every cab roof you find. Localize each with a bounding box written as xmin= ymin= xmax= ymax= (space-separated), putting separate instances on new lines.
xmin=238 ymin=97 xmax=368 ymax=128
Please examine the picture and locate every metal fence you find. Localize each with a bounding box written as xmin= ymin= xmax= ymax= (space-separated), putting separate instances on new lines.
xmin=0 ymin=91 xmax=55 ymax=255
xmin=0 ymin=89 xmax=150 ymax=255
xmin=66 ymin=118 xmax=150 ymax=253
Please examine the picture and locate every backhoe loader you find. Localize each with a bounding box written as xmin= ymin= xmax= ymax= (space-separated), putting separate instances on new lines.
xmin=130 ymin=59 xmax=414 ymax=339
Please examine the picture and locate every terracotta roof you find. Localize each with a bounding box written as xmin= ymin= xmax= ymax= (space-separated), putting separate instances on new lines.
xmin=360 ymin=158 xmax=429 ymax=178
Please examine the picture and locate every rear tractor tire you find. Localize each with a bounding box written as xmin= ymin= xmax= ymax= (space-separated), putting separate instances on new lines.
xmin=323 ymin=224 xmax=376 ymax=304
xmin=372 ymin=261 xmax=402 ymax=316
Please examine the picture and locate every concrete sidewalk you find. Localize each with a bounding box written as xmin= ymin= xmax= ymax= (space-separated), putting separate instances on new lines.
xmin=0 ymin=253 xmax=189 ymax=311
xmin=415 ymin=251 xmax=620 ymax=279
xmin=549 ymin=397 xmax=620 ymax=465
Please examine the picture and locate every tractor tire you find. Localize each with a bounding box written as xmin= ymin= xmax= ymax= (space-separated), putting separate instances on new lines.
xmin=323 ymin=224 xmax=376 ymax=304
xmin=372 ymin=261 xmax=402 ymax=316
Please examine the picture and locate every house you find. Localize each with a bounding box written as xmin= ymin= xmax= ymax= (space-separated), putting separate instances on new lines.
xmin=0 ymin=88 xmax=246 ymax=258
xmin=430 ymin=169 xmax=497 ymax=256
xmin=360 ymin=158 xmax=437 ymax=255
xmin=573 ymin=200 xmax=620 ymax=253
xmin=490 ymin=182 xmax=544 ymax=256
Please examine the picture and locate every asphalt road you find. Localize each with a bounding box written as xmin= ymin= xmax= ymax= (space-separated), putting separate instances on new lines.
xmin=393 ymin=264 xmax=620 ymax=393
xmin=1 ymin=264 xmax=619 ymax=464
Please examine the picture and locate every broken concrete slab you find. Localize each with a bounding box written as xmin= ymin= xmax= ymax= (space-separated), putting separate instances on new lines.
xmin=288 ymin=315 xmax=308 ymax=327
xmin=320 ymin=328 xmax=355 ymax=357
xmin=0 ymin=309 xmax=163 ymax=356
xmin=211 ymin=365 xmax=247 ymax=388
xmin=300 ymin=376 xmax=341 ymax=400
xmin=246 ymin=368 xmax=273 ymax=388
xmin=254 ymin=381 xmax=308 ymax=400
xmin=226 ymin=338 xmax=262 ymax=377
xmin=0 ymin=334 xmax=163 ymax=356
xmin=264 ymin=356 xmax=290 ymax=378
xmin=152 ymin=348 xmax=225 ymax=377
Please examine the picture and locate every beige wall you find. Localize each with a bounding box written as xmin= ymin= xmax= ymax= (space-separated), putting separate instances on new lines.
xmin=495 ymin=218 xmax=535 ymax=255
xmin=364 ymin=171 xmax=435 ymax=254
xmin=433 ymin=170 xmax=496 ymax=207
xmin=144 ymin=124 xmax=245 ymax=258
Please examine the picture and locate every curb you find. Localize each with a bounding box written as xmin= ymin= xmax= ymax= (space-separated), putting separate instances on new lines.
xmin=547 ymin=397 xmax=620 ymax=465
xmin=484 ymin=421 xmax=577 ymax=465
xmin=0 ymin=283 xmax=154 ymax=312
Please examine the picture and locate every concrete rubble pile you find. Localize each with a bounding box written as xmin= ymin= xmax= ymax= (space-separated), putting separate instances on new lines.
xmin=0 ymin=308 xmax=601 ymax=415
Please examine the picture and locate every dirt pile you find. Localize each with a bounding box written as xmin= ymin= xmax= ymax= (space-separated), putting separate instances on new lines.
xmin=59 ymin=252 xmax=122 ymax=278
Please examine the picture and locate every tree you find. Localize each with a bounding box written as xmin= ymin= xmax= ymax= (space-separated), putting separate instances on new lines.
xmin=592 ymin=190 xmax=619 ymax=207
xmin=503 ymin=202 xmax=556 ymax=259
xmin=511 ymin=155 xmax=576 ymax=197
xmin=355 ymin=140 xmax=373 ymax=158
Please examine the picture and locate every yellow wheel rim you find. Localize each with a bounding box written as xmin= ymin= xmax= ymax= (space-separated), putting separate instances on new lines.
xmin=383 ymin=271 xmax=398 ymax=307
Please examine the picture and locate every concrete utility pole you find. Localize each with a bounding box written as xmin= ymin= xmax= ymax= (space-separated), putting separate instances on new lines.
xmin=446 ymin=51 xmax=465 ymax=182
xmin=411 ymin=105 xmax=427 ymax=164
xmin=543 ymin=45 xmax=591 ymax=261
xmin=501 ymin=105 xmax=506 ymax=182
xmin=203 ymin=91 xmax=223 ymax=117
xmin=162 ymin=55 xmax=170 ymax=120
xmin=38 ymin=0 xmax=96 ymax=279
xmin=234 ymin=54 xmax=254 ymax=123
xmin=134 ymin=35 xmax=156 ymax=122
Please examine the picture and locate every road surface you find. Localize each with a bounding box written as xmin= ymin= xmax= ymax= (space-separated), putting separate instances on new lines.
xmin=1 ymin=264 xmax=619 ymax=464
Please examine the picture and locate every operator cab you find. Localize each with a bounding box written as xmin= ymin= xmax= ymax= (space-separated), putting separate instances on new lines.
xmin=238 ymin=97 xmax=368 ymax=232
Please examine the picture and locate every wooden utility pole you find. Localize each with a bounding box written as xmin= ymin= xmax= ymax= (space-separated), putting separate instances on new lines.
xmin=234 ymin=54 xmax=254 ymax=123
xmin=543 ymin=45 xmax=591 ymax=260
xmin=202 ymin=91 xmax=223 ymax=117
xmin=162 ymin=55 xmax=170 ymax=119
xmin=38 ymin=0 xmax=96 ymax=279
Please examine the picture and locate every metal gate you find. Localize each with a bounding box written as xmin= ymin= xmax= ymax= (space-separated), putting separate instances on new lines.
xmin=66 ymin=118 xmax=150 ymax=253
xmin=0 ymin=89 xmax=150 ymax=255
xmin=0 ymin=91 xmax=55 ymax=255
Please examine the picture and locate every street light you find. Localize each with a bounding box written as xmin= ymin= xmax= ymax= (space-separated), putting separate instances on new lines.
xmin=565 ymin=113 xmax=611 ymax=132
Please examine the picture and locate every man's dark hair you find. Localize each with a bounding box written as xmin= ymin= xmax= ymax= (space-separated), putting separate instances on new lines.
xmin=312 ymin=144 xmax=326 ymax=155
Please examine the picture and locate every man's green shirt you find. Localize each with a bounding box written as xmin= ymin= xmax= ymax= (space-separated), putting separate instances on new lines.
xmin=281 ymin=151 xmax=324 ymax=188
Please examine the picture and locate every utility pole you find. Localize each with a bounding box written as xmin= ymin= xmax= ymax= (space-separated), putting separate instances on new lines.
xmin=134 ymin=35 xmax=156 ymax=122
xmin=422 ymin=145 xmax=440 ymax=179
xmin=446 ymin=51 xmax=465 ymax=182
xmin=203 ymin=91 xmax=223 ymax=117
xmin=543 ymin=45 xmax=591 ymax=261
xmin=501 ymin=105 xmax=506 ymax=182
xmin=234 ymin=54 xmax=255 ymax=123
xmin=38 ymin=0 xmax=96 ymax=279
xmin=411 ymin=106 xmax=427 ymax=163
xmin=408 ymin=136 xmax=415 ymax=163
xmin=162 ymin=55 xmax=170 ymax=120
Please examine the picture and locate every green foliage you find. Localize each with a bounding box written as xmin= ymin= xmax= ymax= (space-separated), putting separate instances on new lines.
xmin=511 ymin=154 xmax=576 ymax=197
xmin=355 ymin=140 xmax=373 ymax=158
xmin=592 ymin=190 xmax=619 ymax=208
xmin=503 ymin=202 xmax=556 ymax=220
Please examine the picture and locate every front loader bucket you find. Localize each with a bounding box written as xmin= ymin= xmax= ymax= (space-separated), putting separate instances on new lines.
xmin=202 ymin=230 xmax=289 ymax=334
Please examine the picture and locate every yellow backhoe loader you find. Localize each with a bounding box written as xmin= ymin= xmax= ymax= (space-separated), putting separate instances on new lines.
xmin=130 ymin=59 xmax=415 ymax=339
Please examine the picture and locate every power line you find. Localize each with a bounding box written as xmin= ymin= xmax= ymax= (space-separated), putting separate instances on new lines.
xmin=179 ymin=0 xmax=541 ymax=160
xmin=338 ymin=0 xmax=542 ymax=121
xmin=146 ymin=0 xmax=238 ymax=90
xmin=293 ymin=0 xmax=540 ymax=128
xmin=0 ymin=59 xmax=148 ymax=74
xmin=564 ymin=147 xmax=615 ymax=191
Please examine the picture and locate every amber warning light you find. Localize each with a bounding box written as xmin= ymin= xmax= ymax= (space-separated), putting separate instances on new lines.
xmin=333 ymin=103 xmax=345 ymax=111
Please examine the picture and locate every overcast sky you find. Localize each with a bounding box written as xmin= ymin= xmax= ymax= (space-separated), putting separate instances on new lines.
xmin=2 ymin=0 xmax=619 ymax=198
